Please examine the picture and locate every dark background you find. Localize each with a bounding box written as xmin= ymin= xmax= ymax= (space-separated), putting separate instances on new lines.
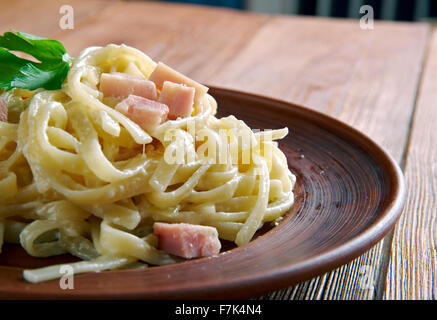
xmin=161 ymin=0 xmax=437 ymax=22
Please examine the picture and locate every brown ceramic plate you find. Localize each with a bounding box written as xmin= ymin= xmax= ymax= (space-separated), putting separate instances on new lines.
xmin=0 ymin=87 xmax=405 ymax=299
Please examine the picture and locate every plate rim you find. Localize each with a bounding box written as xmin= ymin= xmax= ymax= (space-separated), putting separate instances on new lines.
xmin=0 ymin=86 xmax=406 ymax=299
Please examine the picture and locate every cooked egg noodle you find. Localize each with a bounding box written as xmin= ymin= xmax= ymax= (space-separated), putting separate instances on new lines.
xmin=0 ymin=44 xmax=296 ymax=283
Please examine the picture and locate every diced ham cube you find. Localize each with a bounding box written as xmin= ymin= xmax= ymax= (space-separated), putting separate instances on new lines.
xmin=154 ymin=222 xmax=221 ymax=259
xmin=0 ymin=97 xmax=7 ymax=122
xmin=159 ymin=81 xmax=195 ymax=120
xmin=100 ymin=72 xmax=157 ymax=100
xmin=115 ymin=95 xmax=169 ymax=131
xmin=149 ymin=62 xmax=208 ymax=106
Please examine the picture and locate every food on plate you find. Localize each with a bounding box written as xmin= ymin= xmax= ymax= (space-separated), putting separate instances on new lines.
xmin=0 ymin=31 xmax=296 ymax=283
xmin=154 ymin=222 xmax=221 ymax=259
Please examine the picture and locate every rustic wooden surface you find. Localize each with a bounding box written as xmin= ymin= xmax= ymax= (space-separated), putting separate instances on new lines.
xmin=384 ymin=29 xmax=437 ymax=300
xmin=1 ymin=0 xmax=435 ymax=300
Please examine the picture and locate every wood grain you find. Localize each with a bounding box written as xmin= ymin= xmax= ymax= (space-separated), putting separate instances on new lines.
xmin=0 ymin=88 xmax=405 ymax=299
xmin=209 ymin=16 xmax=428 ymax=162
xmin=53 ymin=1 xmax=269 ymax=82
xmin=384 ymin=29 xmax=437 ymax=300
xmin=0 ymin=0 xmax=431 ymax=299
xmin=0 ymin=0 xmax=118 ymax=37
xmin=208 ymin=15 xmax=428 ymax=300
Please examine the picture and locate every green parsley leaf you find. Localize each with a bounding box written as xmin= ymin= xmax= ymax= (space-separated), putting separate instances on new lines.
xmin=0 ymin=31 xmax=72 ymax=92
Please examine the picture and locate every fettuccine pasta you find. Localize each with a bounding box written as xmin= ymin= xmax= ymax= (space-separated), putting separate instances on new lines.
xmin=0 ymin=44 xmax=296 ymax=283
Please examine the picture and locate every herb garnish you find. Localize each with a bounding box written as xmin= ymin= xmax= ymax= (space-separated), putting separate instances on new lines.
xmin=0 ymin=31 xmax=72 ymax=92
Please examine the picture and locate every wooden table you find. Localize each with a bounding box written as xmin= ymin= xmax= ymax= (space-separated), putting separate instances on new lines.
xmin=2 ymin=0 xmax=436 ymax=300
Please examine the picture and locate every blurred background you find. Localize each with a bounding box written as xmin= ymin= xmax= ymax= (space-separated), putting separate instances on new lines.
xmin=160 ymin=0 xmax=436 ymax=22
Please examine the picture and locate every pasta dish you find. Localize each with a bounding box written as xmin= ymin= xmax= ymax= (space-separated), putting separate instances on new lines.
xmin=0 ymin=37 xmax=296 ymax=283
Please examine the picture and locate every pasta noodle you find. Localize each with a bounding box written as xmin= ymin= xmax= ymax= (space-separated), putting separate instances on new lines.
xmin=0 ymin=44 xmax=296 ymax=283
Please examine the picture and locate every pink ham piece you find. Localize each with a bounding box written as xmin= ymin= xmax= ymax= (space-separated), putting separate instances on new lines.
xmin=100 ymin=72 xmax=157 ymax=100
xmin=149 ymin=62 xmax=208 ymax=106
xmin=154 ymin=222 xmax=221 ymax=259
xmin=0 ymin=97 xmax=7 ymax=122
xmin=115 ymin=95 xmax=169 ymax=131
xmin=159 ymin=81 xmax=195 ymax=120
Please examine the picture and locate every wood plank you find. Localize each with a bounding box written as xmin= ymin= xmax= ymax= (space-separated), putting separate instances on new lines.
xmin=209 ymin=16 xmax=427 ymax=161
xmin=2 ymin=1 xmax=429 ymax=299
xmin=207 ymin=16 xmax=428 ymax=299
xmin=52 ymin=1 xmax=269 ymax=83
xmin=52 ymin=4 xmax=428 ymax=300
xmin=0 ymin=0 xmax=118 ymax=37
xmin=384 ymin=29 xmax=437 ymax=300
